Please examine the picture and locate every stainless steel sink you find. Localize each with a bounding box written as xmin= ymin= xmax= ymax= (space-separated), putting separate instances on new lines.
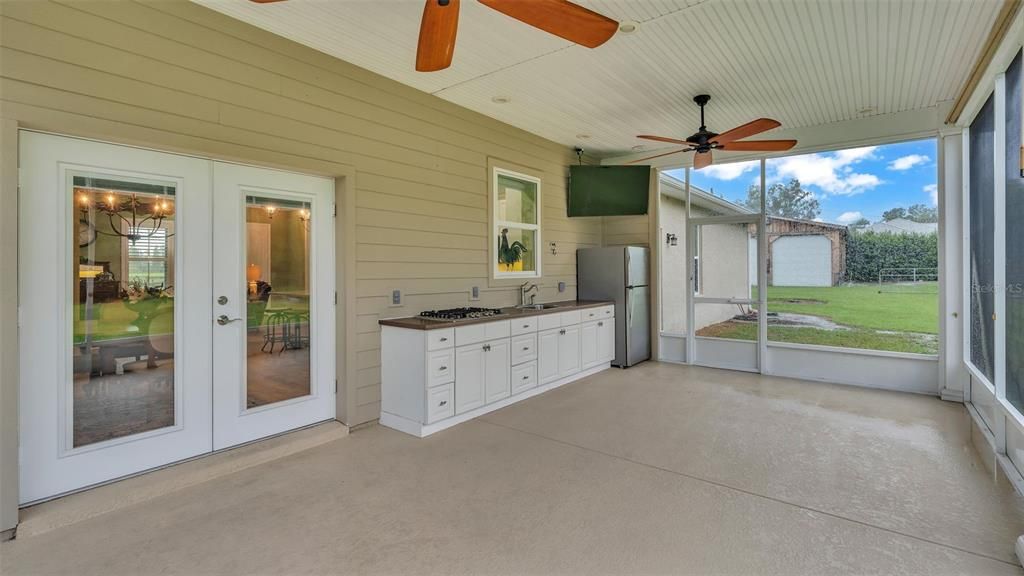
xmin=517 ymin=303 xmax=560 ymax=310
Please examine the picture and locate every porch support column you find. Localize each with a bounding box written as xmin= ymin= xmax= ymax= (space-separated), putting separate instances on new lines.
xmin=939 ymin=128 xmax=968 ymax=402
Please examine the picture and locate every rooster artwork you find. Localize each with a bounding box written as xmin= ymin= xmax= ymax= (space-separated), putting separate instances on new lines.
xmin=498 ymin=228 xmax=529 ymax=272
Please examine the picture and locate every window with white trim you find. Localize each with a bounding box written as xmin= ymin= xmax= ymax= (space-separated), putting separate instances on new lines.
xmin=493 ymin=168 xmax=541 ymax=278
xmin=122 ymin=222 xmax=174 ymax=289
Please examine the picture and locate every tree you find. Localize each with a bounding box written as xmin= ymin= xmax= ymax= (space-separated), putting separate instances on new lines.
xmin=882 ymin=207 xmax=907 ymax=221
xmin=906 ymin=203 xmax=938 ymax=223
xmin=849 ymin=217 xmax=871 ymax=230
xmin=881 ymin=204 xmax=938 ymax=223
xmin=742 ymin=178 xmax=820 ymax=220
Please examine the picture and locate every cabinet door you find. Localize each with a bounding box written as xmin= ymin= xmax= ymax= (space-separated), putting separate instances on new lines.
xmin=599 ymin=319 xmax=615 ymax=362
xmin=537 ymin=328 xmax=561 ymax=384
xmin=484 ymin=339 xmax=510 ymax=404
xmin=455 ymin=344 xmax=486 ymax=414
xmin=559 ymin=325 xmax=581 ymax=377
xmin=580 ymin=321 xmax=599 ymax=369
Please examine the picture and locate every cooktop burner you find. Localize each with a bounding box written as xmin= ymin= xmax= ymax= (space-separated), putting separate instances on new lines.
xmin=419 ymin=307 xmax=504 ymax=321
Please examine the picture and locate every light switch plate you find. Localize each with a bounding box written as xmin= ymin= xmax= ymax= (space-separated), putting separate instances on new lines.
xmin=558 ymin=281 xmax=566 ymax=293
xmin=390 ymin=289 xmax=401 ymax=307
xmin=470 ymin=286 xmax=480 ymax=300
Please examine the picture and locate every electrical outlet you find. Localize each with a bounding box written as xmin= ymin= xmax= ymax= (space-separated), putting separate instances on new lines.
xmin=558 ymin=281 xmax=566 ymax=293
xmin=391 ymin=289 xmax=402 ymax=307
xmin=470 ymin=286 xmax=480 ymax=301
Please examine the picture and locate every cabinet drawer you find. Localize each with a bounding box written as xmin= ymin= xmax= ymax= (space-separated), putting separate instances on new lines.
xmin=511 ymin=333 xmax=538 ymax=365
xmin=427 ymin=350 xmax=454 ymax=388
xmin=560 ymin=309 xmax=582 ymax=326
xmin=426 ymin=384 xmax=454 ymax=424
xmin=510 ymin=316 xmax=537 ymax=336
xmin=511 ymin=361 xmax=537 ymax=395
xmin=581 ymin=307 xmax=603 ymax=322
xmin=599 ymin=305 xmax=615 ymax=318
xmin=456 ymin=320 xmax=510 ymax=346
xmin=537 ymin=312 xmax=561 ymax=331
xmin=427 ymin=328 xmax=455 ymax=351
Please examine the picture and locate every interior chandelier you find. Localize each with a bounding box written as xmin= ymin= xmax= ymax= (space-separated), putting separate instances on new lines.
xmin=78 ymin=190 xmax=174 ymax=245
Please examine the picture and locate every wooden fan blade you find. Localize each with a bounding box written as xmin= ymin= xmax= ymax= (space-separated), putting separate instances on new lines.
xmin=478 ymin=0 xmax=617 ymax=48
xmin=249 ymin=0 xmax=287 ymax=3
xmin=718 ymin=139 xmax=798 ymax=152
xmin=417 ymin=0 xmax=461 ymax=72
xmin=627 ymin=148 xmax=694 ymax=165
xmin=637 ymin=135 xmax=696 ymax=147
xmin=693 ymin=150 xmax=712 ymax=169
xmin=710 ymin=118 xmax=781 ymax=146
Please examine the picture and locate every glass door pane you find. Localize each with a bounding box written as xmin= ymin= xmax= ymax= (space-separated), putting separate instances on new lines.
xmin=73 ymin=174 xmax=177 ymax=447
xmin=245 ymin=196 xmax=312 ymax=409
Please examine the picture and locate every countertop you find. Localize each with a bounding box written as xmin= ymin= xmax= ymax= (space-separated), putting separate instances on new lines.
xmin=378 ymin=300 xmax=614 ymax=330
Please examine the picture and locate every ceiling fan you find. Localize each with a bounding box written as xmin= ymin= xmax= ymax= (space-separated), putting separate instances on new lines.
xmin=631 ymin=95 xmax=797 ymax=169
xmin=249 ymin=0 xmax=619 ymax=72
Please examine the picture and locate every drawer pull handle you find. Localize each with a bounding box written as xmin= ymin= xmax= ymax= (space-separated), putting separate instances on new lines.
xmin=439 ymin=400 xmax=447 ymax=406
xmin=598 ymin=322 xmax=603 ymax=327
xmin=440 ymin=337 xmax=448 ymax=342
xmin=439 ymin=366 xmax=447 ymax=371
xmin=522 ymin=347 xmax=529 ymax=351
xmin=523 ymin=324 xmax=529 ymax=328
xmin=522 ymin=376 xmax=529 ymax=380
xmin=559 ymin=329 xmax=566 ymax=335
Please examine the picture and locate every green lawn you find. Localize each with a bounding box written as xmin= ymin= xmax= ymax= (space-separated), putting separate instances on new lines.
xmin=698 ymin=282 xmax=939 ymax=354
xmin=75 ymin=300 xmax=269 ymax=343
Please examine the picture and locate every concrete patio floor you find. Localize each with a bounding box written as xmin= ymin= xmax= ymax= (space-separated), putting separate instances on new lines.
xmin=3 ymin=362 xmax=1023 ymax=575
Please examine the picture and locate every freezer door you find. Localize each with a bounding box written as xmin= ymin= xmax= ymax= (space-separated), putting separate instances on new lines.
xmin=625 ymin=246 xmax=649 ymax=287
xmin=623 ymin=285 xmax=651 ymax=367
xmin=576 ymin=247 xmax=625 ymax=301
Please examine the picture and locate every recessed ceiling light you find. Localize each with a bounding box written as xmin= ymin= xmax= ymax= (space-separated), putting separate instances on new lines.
xmin=619 ymin=21 xmax=639 ymax=34
xmin=491 ymin=95 xmax=511 ymax=104
xmin=576 ymin=134 xmax=591 ymax=140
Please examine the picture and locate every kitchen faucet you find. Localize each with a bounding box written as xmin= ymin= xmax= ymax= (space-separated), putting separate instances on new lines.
xmin=519 ymin=282 xmax=539 ymax=307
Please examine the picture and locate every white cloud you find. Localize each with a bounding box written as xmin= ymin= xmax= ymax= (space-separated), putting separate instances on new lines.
xmin=924 ymin=183 xmax=938 ymax=206
xmin=836 ymin=211 xmax=864 ymax=224
xmin=769 ymin=146 xmax=881 ymax=196
xmin=889 ymin=154 xmax=929 ymax=171
xmin=697 ymin=160 xmax=759 ymax=181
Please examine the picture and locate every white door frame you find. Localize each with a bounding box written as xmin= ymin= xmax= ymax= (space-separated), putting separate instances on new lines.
xmin=686 ymin=212 xmax=765 ymax=373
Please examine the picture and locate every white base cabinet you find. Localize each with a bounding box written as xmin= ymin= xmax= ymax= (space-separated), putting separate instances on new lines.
xmin=381 ymin=305 xmax=615 ymax=438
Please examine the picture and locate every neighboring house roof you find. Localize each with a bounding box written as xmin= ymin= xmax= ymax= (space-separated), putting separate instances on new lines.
xmin=764 ymin=214 xmax=848 ymax=231
xmin=865 ymin=218 xmax=937 ymax=235
xmin=658 ymin=173 xmax=752 ymax=215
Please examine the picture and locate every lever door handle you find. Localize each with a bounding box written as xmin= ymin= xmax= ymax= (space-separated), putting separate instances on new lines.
xmin=217 ymin=315 xmax=243 ymax=326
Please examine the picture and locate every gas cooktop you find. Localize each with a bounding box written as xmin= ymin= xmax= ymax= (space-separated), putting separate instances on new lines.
xmin=419 ymin=307 xmax=505 ymax=321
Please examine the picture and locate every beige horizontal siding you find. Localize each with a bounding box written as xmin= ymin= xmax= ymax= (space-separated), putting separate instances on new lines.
xmin=0 ymin=0 xmax=602 ymax=426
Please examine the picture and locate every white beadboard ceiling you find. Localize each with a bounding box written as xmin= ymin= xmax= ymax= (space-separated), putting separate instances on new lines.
xmin=196 ymin=0 xmax=1001 ymax=158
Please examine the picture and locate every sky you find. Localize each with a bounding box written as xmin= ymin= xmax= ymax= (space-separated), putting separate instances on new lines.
xmin=665 ymin=138 xmax=937 ymax=225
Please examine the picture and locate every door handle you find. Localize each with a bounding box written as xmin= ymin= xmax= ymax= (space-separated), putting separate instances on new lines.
xmin=217 ymin=315 xmax=243 ymax=325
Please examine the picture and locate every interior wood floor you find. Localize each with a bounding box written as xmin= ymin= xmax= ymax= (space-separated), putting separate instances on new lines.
xmin=72 ymin=329 xmax=310 ymax=447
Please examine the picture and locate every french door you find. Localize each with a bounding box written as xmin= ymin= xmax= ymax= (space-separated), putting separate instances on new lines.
xmin=211 ymin=162 xmax=334 ymax=449
xmin=18 ymin=132 xmax=334 ymax=503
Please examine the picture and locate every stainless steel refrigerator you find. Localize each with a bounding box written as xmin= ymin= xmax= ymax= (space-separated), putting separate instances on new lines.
xmin=576 ymin=246 xmax=650 ymax=367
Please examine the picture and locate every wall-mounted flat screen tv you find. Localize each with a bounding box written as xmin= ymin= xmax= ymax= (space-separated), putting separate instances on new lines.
xmin=568 ymin=165 xmax=650 ymax=217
